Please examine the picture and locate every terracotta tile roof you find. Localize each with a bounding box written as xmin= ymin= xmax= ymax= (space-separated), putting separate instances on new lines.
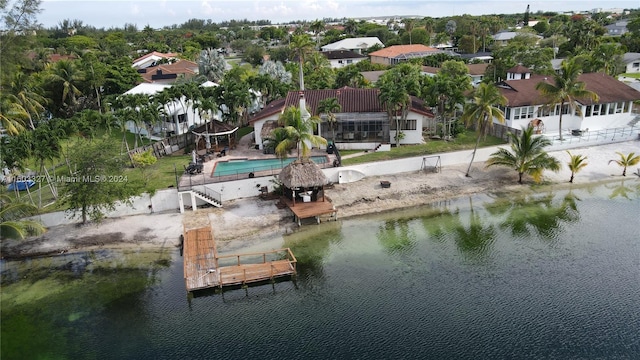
xmin=499 ymin=72 xmax=640 ymax=107
xmin=369 ymin=44 xmax=440 ymax=58
xmin=249 ymin=87 xmax=434 ymax=123
xmin=138 ymin=60 xmax=198 ymax=83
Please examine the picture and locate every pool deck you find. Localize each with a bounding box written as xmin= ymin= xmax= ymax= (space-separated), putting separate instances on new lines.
xmin=178 ymin=144 xmax=337 ymax=188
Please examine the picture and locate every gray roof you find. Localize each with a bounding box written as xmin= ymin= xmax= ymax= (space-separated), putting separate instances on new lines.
xmin=623 ymin=52 xmax=640 ymax=64
xmin=321 ymin=37 xmax=383 ymax=52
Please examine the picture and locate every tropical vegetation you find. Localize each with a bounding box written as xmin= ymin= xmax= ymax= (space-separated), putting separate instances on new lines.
xmin=608 ymin=152 xmax=640 ymax=177
xmin=566 ymin=151 xmax=588 ymax=183
xmin=485 ymin=126 xmax=561 ymax=184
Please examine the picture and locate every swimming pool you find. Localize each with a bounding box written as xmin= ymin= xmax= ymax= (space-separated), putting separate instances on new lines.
xmin=213 ymin=156 xmax=328 ymax=177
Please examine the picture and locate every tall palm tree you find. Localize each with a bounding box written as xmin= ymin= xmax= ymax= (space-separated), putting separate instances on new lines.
xmin=402 ymin=18 xmax=415 ymax=44
xmin=485 ymin=126 xmax=561 ymax=184
xmin=5 ymin=72 xmax=47 ymax=130
xmin=377 ymin=63 xmax=421 ymax=147
xmin=317 ymin=97 xmax=341 ymax=141
xmin=0 ymin=95 xmax=29 ymax=135
xmin=0 ymin=194 xmax=46 ymax=240
xmin=46 ymin=59 xmax=84 ymax=107
xmin=566 ymin=151 xmax=588 ymax=183
xmin=309 ymin=20 xmax=325 ymax=49
xmin=277 ymin=106 xmax=327 ymax=160
xmin=460 ymin=82 xmax=507 ymax=177
xmin=289 ymin=34 xmax=315 ymax=91
xmin=535 ymin=60 xmax=599 ymax=141
xmin=608 ymin=152 xmax=640 ymax=177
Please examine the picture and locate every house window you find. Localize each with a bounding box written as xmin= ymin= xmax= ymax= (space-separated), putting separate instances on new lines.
xmin=347 ymin=60 xmax=353 ymax=64
xmin=513 ymin=106 xmax=534 ymax=120
xmin=624 ymin=101 xmax=631 ymax=113
xmin=615 ymin=102 xmax=624 ymax=113
xmin=591 ymin=104 xmax=601 ymax=116
xmin=633 ymin=62 xmax=640 ymax=69
xmin=608 ymin=103 xmax=615 ymax=115
xmin=585 ymin=105 xmax=592 ymax=117
xmin=178 ymin=114 xmax=187 ymax=123
xmin=389 ymin=119 xmax=417 ymax=130
xmin=537 ymin=105 xmax=552 ymax=117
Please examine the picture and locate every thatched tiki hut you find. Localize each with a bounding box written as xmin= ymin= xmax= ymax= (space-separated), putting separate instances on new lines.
xmin=279 ymin=158 xmax=329 ymax=206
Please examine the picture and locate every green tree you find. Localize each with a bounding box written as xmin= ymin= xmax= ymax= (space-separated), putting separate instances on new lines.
xmin=377 ymin=63 xmax=421 ymax=146
xmin=485 ymin=126 xmax=561 ymax=184
xmin=0 ymin=94 xmax=29 ymax=135
xmin=4 ymin=72 xmax=47 ymax=129
xmin=317 ymin=97 xmax=341 ymax=141
xmin=608 ymin=152 xmax=640 ymax=177
xmin=309 ymin=19 xmax=325 ymax=49
xmin=46 ymin=59 xmax=84 ymax=115
xmin=0 ymin=194 xmax=46 ymax=240
xmin=460 ymin=82 xmax=507 ymax=177
xmin=277 ymin=106 xmax=327 ymax=160
xmin=535 ymin=60 xmax=599 ymax=141
xmin=198 ymin=48 xmax=227 ymax=82
xmin=61 ymin=137 xmax=136 ymax=224
xmin=0 ymin=0 xmax=42 ymax=75
xmin=289 ymin=34 xmax=315 ymax=90
xmin=566 ymin=151 xmax=588 ymax=183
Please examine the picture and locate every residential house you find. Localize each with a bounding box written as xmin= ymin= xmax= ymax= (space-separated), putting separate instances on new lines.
xmin=132 ymin=51 xmax=179 ymax=70
xmin=369 ymin=44 xmax=444 ymax=65
xmin=122 ymin=82 xmax=219 ymax=137
xmin=622 ymin=53 xmax=640 ymax=74
xmin=421 ymin=63 xmax=489 ymax=86
xmin=321 ymin=50 xmax=368 ymax=68
xmin=492 ymin=31 xmax=542 ymax=46
xmin=321 ymin=37 xmax=383 ymax=54
xmin=496 ymin=66 xmax=640 ymax=135
xmin=249 ymin=87 xmax=435 ymax=151
xmin=605 ymin=21 xmax=628 ymax=36
xmin=137 ymin=59 xmax=199 ymax=84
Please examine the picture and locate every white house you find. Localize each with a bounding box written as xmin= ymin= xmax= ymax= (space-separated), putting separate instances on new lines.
xmin=132 ymin=51 xmax=179 ymax=70
xmin=321 ymin=37 xmax=383 ymax=54
xmin=623 ymin=53 xmax=640 ymax=74
xmin=321 ymin=50 xmax=368 ymax=68
xmin=497 ymin=66 xmax=640 ymax=135
xmin=249 ymin=88 xmax=435 ymax=151
xmin=122 ymin=82 xmax=220 ymax=137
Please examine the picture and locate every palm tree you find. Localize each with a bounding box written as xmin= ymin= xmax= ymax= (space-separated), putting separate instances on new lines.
xmin=377 ymin=63 xmax=421 ymax=147
xmin=0 ymin=95 xmax=29 ymax=135
xmin=402 ymin=19 xmax=415 ymax=44
xmin=5 ymin=72 xmax=47 ymax=130
xmin=0 ymin=194 xmax=46 ymax=240
xmin=289 ymin=34 xmax=315 ymax=91
xmin=344 ymin=19 xmax=358 ymax=36
xmin=47 ymin=59 xmax=84 ymax=107
xmin=566 ymin=151 xmax=588 ymax=183
xmin=309 ymin=20 xmax=325 ymax=49
xmin=277 ymin=106 xmax=327 ymax=160
xmin=485 ymin=126 xmax=561 ymax=184
xmin=317 ymin=97 xmax=341 ymax=142
xmin=535 ymin=60 xmax=599 ymax=141
xmin=460 ymin=82 xmax=507 ymax=177
xmin=263 ymin=127 xmax=292 ymax=160
xmin=608 ymin=152 xmax=640 ymax=177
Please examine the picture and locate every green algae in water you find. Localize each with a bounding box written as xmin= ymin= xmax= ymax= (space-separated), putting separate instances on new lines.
xmin=1 ymin=249 xmax=172 ymax=360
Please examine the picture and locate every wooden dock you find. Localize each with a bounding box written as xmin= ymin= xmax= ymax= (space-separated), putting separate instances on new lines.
xmin=183 ymin=226 xmax=297 ymax=292
xmin=281 ymin=197 xmax=338 ymax=226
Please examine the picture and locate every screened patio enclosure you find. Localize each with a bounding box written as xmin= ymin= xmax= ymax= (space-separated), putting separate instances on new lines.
xmin=320 ymin=113 xmax=390 ymax=143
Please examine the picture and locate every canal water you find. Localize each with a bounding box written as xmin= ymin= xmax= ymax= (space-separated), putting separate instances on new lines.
xmin=2 ymin=181 xmax=639 ymax=359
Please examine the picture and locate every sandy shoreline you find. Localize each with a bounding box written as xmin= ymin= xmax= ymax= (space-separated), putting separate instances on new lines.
xmin=2 ymin=141 xmax=638 ymax=260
